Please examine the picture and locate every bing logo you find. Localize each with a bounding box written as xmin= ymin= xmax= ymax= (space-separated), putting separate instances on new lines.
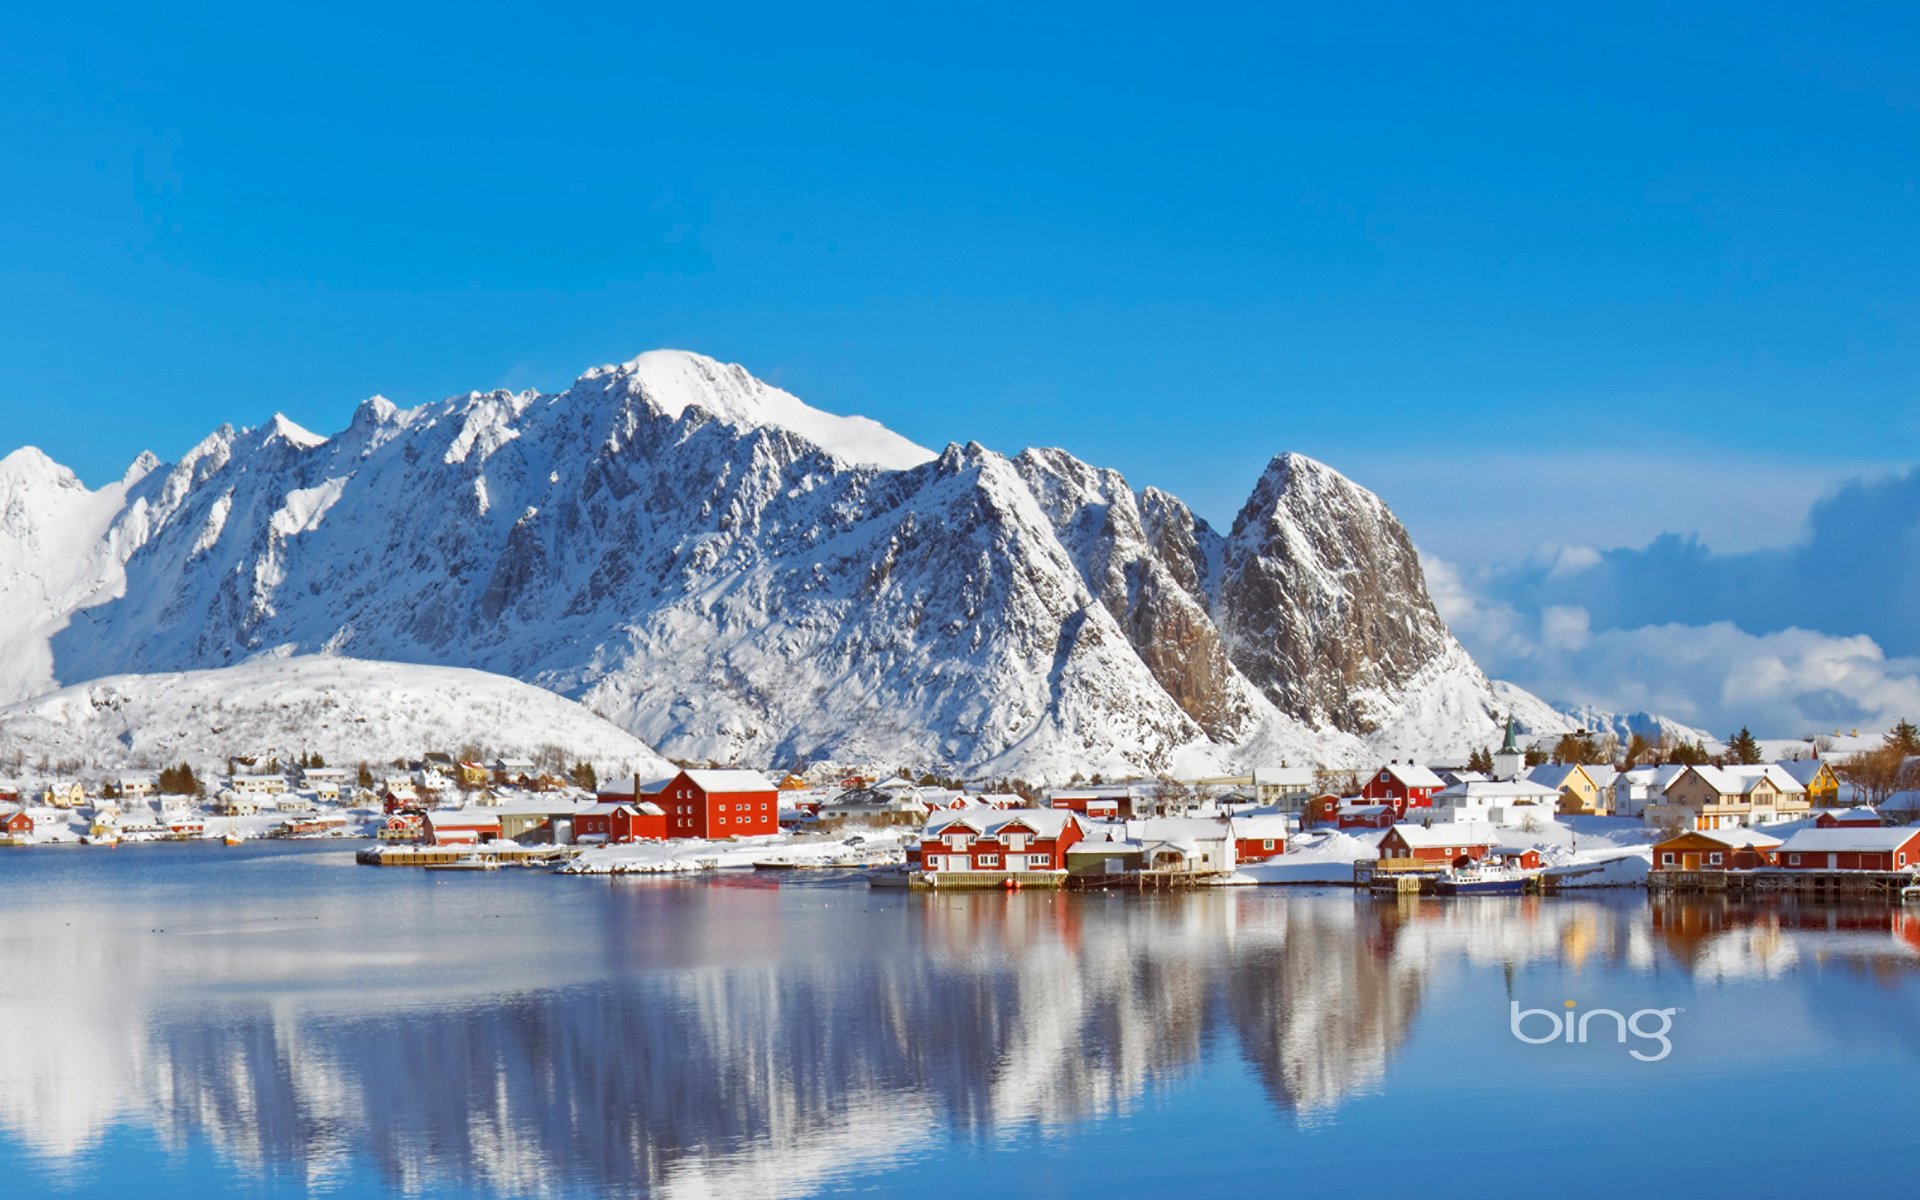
xmin=1510 ymin=999 xmax=1676 ymax=1062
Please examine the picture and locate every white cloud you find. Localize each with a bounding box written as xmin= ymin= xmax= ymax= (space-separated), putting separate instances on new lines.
xmin=1425 ymin=551 xmax=1920 ymax=737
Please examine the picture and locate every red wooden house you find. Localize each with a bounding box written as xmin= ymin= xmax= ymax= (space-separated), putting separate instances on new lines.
xmin=1650 ymin=829 xmax=1781 ymax=871
xmin=1336 ymin=802 xmax=1394 ymax=831
xmin=3 ymin=810 xmax=33 ymax=836
xmin=920 ymin=809 xmax=1084 ymax=875
xmin=574 ymin=801 xmax=668 ymax=844
xmin=1814 ymin=808 xmax=1882 ymax=829
xmin=1376 ymin=823 xmax=1495 ymax=867
xmin=1360 ymin=764 xmax=1446 ymax=818
xmin=654 ymin=769 xmax=779 ymax=839
xmin=1229 ymin=814 xmax=1289 ymax=862
xmin=423 ymin=811 xmax=501 ymax=845
xmin=1776 ymin=827 xmax=1920 ymax=872
xmin=1049 ymin=790 xmax=1123 ymax=820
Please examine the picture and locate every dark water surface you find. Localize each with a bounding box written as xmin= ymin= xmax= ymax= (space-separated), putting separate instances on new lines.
xmin=2 ymin=841 xmax=1917 ymax=1198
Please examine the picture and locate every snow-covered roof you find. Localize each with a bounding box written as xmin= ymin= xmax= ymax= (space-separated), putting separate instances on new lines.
xmin=424 ymin=811 xmax=501 ymax=829
xmin=1378 ymin=763 xmax=1445 ymax=789
xmin=1527 ymin=763 xmax=1592 ymax=790
xmin=1228 ymin=813 xmax=1291 ymax=838
xmin=1774 ymin=759 xmax=1833 ymax=786
xmin=680 ymin=769 xmax=776 ymax=794
xmin=1128 ymin=816 xmax=1234 ymax=842
xmin=1820 ymin=807 xmax=1880 ymax=823
xmin=1656 ymin=827 xmax=1783 ymax=849
xmin=1437 ymin=780 xmax=1561 ymax=801
xmin=1777 ymin=827 xmax=1920 ymax=854
xmin=1383 ymin=822 xmax=1498 ymax=849
xmin=924 ymin=808 xmax=1080 ymax=839
xmin=1723 ymin=764 xmax=1806 ymax=795
xmin=1338 ymin=802 xmax=1392 ymax=814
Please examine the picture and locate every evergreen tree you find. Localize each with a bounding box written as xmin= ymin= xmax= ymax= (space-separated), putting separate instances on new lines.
xmin=1670 ymin=740 xmax=1711 ymax=767
xmin=1884 ymin=719 xmax=1920 ymax=758
xmin=356 ymin=762 xmax=374 ymax=789
xmin=569 ymin=761 xmax=598 ymax=792
xmin=1524 ymin=746 xmax=1549 ymax=768
xmin=1727 ymin=726 xmax=1764 ymax=765
xmin=1466 ymin=747 xmax=1494 ymax=774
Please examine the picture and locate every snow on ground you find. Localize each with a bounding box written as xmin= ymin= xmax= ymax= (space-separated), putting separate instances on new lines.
xmin=1233 ymin=830 xmax=1382 ymax=884
xmin=562 ymin=828 xmax=914 ymax=875
xmin=0 ymin=656 xmax=673 ymax=780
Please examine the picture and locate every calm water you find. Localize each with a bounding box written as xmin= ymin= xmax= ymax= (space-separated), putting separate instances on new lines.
xmin=2 ymin=843 xmax=1918 ymax=1199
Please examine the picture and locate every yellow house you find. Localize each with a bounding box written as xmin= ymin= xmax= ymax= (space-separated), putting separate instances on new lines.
xmin=41 ymin=781 xmax=85 ymax=809
xmin=1776 ymin=759 xmax=1840 ymax=806
xmin=1528 ymin=763 xmax=1608 ymax=816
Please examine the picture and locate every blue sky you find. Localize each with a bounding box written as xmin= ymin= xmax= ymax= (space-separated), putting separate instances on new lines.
xmin=5 ymin=1 xmax=1919 ymax=730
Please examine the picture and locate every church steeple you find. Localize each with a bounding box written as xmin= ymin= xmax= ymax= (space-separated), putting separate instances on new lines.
xmin=1492 ymin=713 xmax=1525 ymax=781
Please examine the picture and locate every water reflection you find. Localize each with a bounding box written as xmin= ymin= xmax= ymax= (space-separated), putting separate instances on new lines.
xmin=4 ymin=855 xmax=1920 ymax=1198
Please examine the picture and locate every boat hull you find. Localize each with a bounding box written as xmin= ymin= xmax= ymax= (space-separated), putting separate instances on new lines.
xmin=1435 ymin=877 xmax=1525 ymax=895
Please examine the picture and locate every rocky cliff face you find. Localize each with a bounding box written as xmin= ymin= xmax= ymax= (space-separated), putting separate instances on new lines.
xmin=0 ymin=351 xmax=1533 ymax=777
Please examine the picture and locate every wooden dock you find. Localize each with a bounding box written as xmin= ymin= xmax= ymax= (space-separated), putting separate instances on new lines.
xmin=1651 ymin=867 xmax=1918 ymax=901
xmin=355 ymin=845 xmax=580 ymax=868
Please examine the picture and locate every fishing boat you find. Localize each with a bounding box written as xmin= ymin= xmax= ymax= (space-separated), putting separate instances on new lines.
xmin=1434 ymin=864 xmax=1529 ymax=896
xmin=223 ymin=830 xmax=245 ymax=846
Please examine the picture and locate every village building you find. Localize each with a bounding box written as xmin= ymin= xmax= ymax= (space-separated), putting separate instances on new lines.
xmin=1359 ymin=763 xmax=1445 ymax=818
xmin=1815 ymin=807 xmax=1883 ymax=829
xmin=573 ymin=801 xmax=668 ymax=844
xmin=652 ymin=769 xmax=779 ymax=839
xmin=1124 ymin=817 xmax=1237 ymax=876
xmin=1612 ymin=765 xmax=1687 ymax=820
xmin=422 ymin=811 xmax=502 ymax=846
xmin=1651 ymin=828 xmax=1783 ymax=872
xmin=1645 ymin=764 xmax=1808 ymax=831
xmin=1776 ymin=759 xmax=1842 ymax=806
xmin=1775 ymin=827 xmax=1920 ymax=872
xmin=1228 ymin=813 xmax=1290 ymax=863
xmin=40 ymin=781 xmax=84 ymax=809
xmin=1527 ymin=763 xmax=1609 ymax=815
xmin=1432 ymin=779 xmax=1561 ymax=828
xmin=211 ymin=792 xmax=261 ymax=816
xmin=114 ymin=775 xmax=157 ymax=800
xmin=1334 ymin=801 xmax=1394 ymax=830
xmin=1376 ymin=823 xmax=1498 ymax=869
xmin=1049 ymin=783 xmax=1155 ymax=820
xmin=229 ymin=773 xmax=288 ymax=796
xmin=920 ymin=809 xmax=1083 ymax=876
xmin=1490 ymin=716 xmax=1526 ymax=781
xmin=2 ymin=810 xmax=34 ymax=839
xmin=493 ymin=758 xmax=537 ymax=786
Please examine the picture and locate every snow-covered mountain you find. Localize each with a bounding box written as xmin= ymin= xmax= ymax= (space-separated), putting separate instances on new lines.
xmin=2 ymin=350 xmax=1574 ymax=778
xmin=0 ymin=656 xmax=674 ymax=778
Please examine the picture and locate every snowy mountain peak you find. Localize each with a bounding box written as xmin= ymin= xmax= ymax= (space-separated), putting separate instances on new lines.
xmin=264 ymin=413 xmax=327 ymax=449
xmin=581 ymin=349 xmax=937 ymax=472
xmin=0 ymin=445 xmax=81 ymax=490
xmin=122 ymin=450 xmax=161 ymax=487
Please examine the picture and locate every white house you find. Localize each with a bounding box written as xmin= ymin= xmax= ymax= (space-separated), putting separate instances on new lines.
xmin=1432 ymin=779 xmax=1562 ymax=828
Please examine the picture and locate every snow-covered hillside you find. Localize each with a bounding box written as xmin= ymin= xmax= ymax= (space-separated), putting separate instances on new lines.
xmin=0 ymin=656 xmax=674 ymax=778
xmin=1 ymin=349 xmax=1601 ymax=779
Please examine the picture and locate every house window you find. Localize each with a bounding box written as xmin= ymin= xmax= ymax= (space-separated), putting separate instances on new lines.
xmin=1660 ymin=853 xmax=1674 ymax=865
xmin=1709 ymin=853 xmax=1722 ymax=865
xmin=977 ymin=854 xmax=999 ymax=867
xmin=1263 ymin=839 xmax=1275 ymax=850
xmin=1789 ymin=854 xmax=1801 ymax=865
xmin=1902 ymin=853 xmax=1910 ymax=867
xmin=1029 ymin=852 xmax=1050 ymax=867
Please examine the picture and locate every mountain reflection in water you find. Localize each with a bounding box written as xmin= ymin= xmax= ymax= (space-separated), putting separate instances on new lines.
xmin=3 ymin=845 xmax=1920 ymax=1198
